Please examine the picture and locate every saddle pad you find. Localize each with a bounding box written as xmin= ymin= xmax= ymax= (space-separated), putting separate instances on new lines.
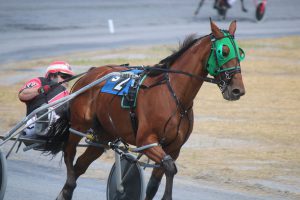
xmin=100 ymin=69 xmax=143 ymax=96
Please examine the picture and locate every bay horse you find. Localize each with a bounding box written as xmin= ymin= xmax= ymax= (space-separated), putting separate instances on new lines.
xmin=51 ymin=20 xmax=245 ymax=200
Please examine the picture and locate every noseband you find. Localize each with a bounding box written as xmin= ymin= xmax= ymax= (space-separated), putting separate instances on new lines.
xmin=218 ymin=67 xmax=241 ymax=93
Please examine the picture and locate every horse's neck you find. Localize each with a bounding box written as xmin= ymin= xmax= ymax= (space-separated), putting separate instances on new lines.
xmin=169 ymin=37 xmax=210 ymax=107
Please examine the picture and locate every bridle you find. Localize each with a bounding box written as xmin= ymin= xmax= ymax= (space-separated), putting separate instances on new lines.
xmin=206 ymin=30 xmax=245 ymax=93
xmin=141 ymin=31 xmax=245 ymax=94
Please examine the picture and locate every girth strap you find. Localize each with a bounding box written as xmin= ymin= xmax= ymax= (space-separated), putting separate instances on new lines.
xmin=129 ymin=108 xmax=138 ymax=136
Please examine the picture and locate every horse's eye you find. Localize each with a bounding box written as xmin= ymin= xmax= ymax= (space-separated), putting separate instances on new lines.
xmin=222 ymin=45 xmax=229 ymax=57
xmin=222 ymin=50 xmax=229 ymax=57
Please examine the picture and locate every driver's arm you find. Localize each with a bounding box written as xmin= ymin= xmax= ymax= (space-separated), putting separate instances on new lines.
xmin=18 ymin=78 xmax=42 ymax=102
xmin=19 ymin=87 xmax=40 ymax=102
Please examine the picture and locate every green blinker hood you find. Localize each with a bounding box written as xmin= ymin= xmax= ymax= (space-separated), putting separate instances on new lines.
xmin=206 ymin=31 xmax=245 ymax=76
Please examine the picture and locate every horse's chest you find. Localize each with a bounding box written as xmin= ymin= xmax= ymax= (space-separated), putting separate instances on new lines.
xmin=162 ymin=112 xmax=193 ymax=145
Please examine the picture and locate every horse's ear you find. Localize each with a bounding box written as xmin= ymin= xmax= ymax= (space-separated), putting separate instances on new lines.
xmin=210 ymin=18 xmax=223 ymax=39
xmin=228 ymin=20 xmax=237 ymax=36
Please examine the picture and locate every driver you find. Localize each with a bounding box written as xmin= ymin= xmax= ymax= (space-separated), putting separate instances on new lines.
xmin=18 ymin=61 xmax=74 ymax=138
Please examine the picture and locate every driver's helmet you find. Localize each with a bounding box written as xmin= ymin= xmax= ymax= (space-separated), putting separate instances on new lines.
xmin=45 ymin=61 xmax=75 ymax=78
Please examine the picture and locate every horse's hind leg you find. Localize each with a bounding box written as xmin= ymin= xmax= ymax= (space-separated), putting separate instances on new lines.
xmin=57 ymin=140 xmax=104 ymax=200
xmin=73 ymin=146 xmax=105 ymax=178
xmin=56 ymin=134 xmax=81 ymax=200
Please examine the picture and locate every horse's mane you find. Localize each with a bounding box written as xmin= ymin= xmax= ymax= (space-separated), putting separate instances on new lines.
xmin=146 ymin=34 xmax=206 ymax=76
xmin=158 ymin=34 xmax=205 ymax=67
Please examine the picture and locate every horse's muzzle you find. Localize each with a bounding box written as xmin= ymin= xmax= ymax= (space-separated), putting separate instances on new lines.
xmin=222 ymin=86 xmax=245 ymax=101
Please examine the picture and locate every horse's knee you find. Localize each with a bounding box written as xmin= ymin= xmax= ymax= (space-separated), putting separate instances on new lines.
xmin=65 ymin=181 xmax=77 ymax=191
xmin=161 ymin=155 xmax=177 ymax=176
xmin=146 ymin=176 xmax=161 ymax=200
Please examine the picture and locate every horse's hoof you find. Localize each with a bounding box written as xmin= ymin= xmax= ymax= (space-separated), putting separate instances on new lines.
xmin=161 ymin=196 xmax=172 ymax=200
xmin=56 ymin=191 xmax=67 ymax=200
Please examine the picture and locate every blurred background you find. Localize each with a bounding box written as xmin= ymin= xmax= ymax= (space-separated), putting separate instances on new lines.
xmin=1 ymin=0 xmax=300 ymax=63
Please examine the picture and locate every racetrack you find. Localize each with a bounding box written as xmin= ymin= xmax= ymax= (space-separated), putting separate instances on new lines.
xmin=1 ymin=144 xmax=278 ymax=200
xmin=1 ymin=0 xmax=300 ymax=200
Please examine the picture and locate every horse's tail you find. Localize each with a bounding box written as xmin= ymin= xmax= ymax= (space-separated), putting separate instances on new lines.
xmin=42 ymin=108 xmax=71 ymax=156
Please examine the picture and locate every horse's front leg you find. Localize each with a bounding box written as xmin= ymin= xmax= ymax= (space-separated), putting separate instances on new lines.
xmin=56 ymin=135 xmax=81 ymax=200
xmin=139 ymin=139 xmax=178 ymax=200
xmin=161 ymin=155 xmax=177 ymax=200
xmin=161 ymin=149 xmax=181 ymax=200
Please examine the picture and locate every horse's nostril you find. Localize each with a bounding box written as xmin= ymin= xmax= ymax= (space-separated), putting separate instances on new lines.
xmin=232 ymin=88 xmax=241 ymax=96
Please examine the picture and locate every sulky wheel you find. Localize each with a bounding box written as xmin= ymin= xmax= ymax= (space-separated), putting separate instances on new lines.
xmin=256 ymin=2 xmax=266 ymax=21
xmin=107 ymin=156 xmax=144 ymax=200
xmin=0 ymin=149 xmax=7 ymax=200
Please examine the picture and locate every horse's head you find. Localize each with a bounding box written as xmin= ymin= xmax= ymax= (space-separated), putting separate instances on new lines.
xmin=205 ymin=20 xmax=245 ymax=101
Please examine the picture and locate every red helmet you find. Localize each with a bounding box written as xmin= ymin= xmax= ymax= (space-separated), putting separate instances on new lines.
xmin=45 ymin=61 xmax=75 ymax=78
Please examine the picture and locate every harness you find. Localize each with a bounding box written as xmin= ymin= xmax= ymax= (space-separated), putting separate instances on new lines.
xmin=94 ymin=32 xmax=245 ymax=146
xmin=128 ymin=31 xmax=245 ymax=146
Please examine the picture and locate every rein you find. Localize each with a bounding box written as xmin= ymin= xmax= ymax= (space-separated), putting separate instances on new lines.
xmin=144 ymin=66 xmax=218 ymax=84
xmin=118 ymin=65 xmax=219 ymax=86
xmin=49 ymin=71 xmax=88 ymax=89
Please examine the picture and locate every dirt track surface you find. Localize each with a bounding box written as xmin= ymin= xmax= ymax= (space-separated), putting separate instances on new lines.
xmin=2 ymin=151 xmax=274 ymax=200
